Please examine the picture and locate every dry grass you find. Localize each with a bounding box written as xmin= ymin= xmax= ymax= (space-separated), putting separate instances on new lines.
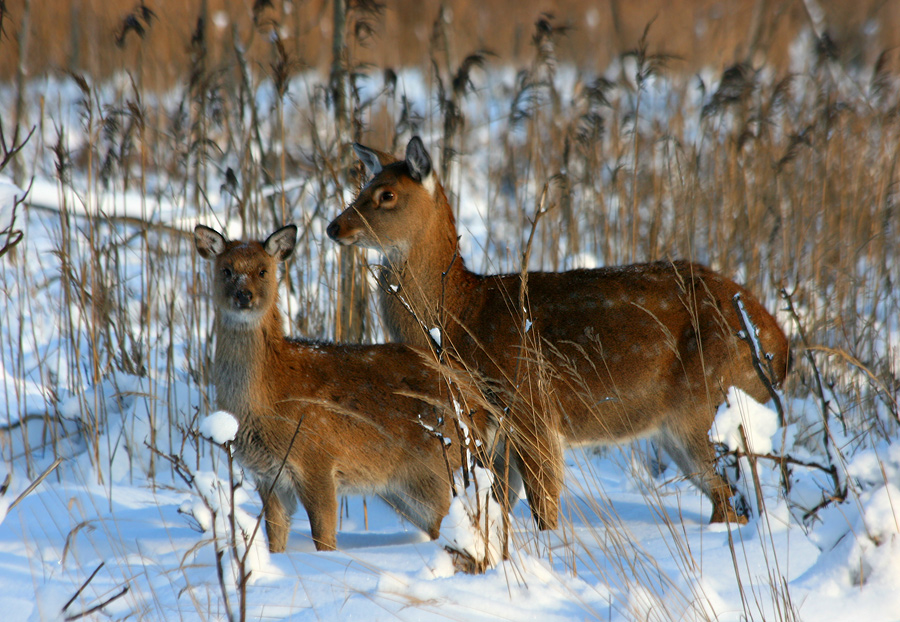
xmin=2 ymin=2 xmax=900 ymax=619
xmin=3 ymin=0 xmax=900 ymax=89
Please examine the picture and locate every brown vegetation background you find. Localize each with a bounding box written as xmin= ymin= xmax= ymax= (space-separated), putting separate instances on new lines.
xmin=2 ymin=0 xmax=899 ymax=87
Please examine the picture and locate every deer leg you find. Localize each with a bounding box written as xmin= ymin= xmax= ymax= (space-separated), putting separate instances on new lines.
xmin=658 ymin=420 xmax=747 ymax=524
xmin=257 ymin=474 xmax=297 ymax=553
xmin=299 ymin=474 xmax=339 ymax=551
xmin=490 ymin=435 xmax=524 ymax=512
xmin=510 ymin=424 xmax=564 ymax=531
xmin=382 ymin=465 xmax=451 ymax=540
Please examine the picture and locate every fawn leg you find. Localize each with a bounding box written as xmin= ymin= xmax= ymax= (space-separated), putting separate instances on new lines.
xmin=257 ymin=475 xmax=297 ymax=553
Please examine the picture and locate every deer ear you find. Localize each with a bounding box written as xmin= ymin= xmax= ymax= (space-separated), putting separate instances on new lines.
xmin=405 ymin=136 xmax=433 ymax=183
xmin=264 ymin=224 xmax=297 ymax=262
xmin=194 ymin=225 xmax=227 ymax=260
xmin=353 ymin=143 xmax=385 ymax=178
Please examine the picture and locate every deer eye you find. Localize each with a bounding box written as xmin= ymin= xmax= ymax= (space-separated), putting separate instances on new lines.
xmin=222 ymin=267 xmax=233 ymax=279
xmin=259 ymin=269 xmax=267 ymax=278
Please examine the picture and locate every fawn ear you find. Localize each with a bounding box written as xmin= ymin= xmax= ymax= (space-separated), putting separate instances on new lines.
xmin=194 ymin=225 xmax=227 ymax=260
xmin=264 ymin=224 xmax=297 ymax=262
xmin=405 ymin=136 xmax=433 ymax=184
xmin=353 ymin=143 xmax=386 ymax=178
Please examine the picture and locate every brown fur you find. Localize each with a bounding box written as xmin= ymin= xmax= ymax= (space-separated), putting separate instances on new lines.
xmin=194 ymin=224 xmax=488 ymax=552
xmin=326 ymin=137 xmax=790 ymax=529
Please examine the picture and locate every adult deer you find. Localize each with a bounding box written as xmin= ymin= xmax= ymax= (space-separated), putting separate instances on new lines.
xmin=326 ymin=136 xmax=790 ymax=529
xmin=194 ymin=224 xmax=488 ymax=552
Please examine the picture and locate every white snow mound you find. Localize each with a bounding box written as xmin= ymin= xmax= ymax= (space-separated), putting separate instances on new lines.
xmin=199 ymin=410 xmax=240 ymax=444
xmin=710 ymin=387 xmax=778 ymax=455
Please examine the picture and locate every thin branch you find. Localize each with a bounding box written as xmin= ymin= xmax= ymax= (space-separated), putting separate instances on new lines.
xmin=25 ymin=200 xmax=192 ymax=239
xmin=63 ymin=562 xmax=105 ymax=613
xmin=63 ymin=586 xmax=129 ymax=621
xmin=8 ymin=457 xmax=63 ymax=512
xmin=732 ymin=293 xmax=785 ymax=424
xmin=781 ymin=288 xmax=845 ymax=500
xmin=61 ymin=560 xmax=130 ymax=622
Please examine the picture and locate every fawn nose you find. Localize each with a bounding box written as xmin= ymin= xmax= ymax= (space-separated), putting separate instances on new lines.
xmin=235 ymin=290 xmax=253 ymax=307
xmin=326 ymin=220 xmax=340 ymax=241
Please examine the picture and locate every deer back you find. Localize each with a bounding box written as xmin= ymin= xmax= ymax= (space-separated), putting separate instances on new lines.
xmin=327 ymin=139 xmax=790 ymax=438
xmin=327 ymin=138 xmax=790 ymax=529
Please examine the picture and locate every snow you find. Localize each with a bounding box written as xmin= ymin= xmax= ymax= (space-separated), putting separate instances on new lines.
xmin=440 ymin=466 xmax=505 ymax=569
xmin=429 ymin=327 xmax=442 ymax=348
xmin=178 ymin=471 xmax=281 ymax=585
xmin=0 ymin=175 xmax=23 ymax=229
xmin=1 ymin=352 xmax=899 ymax=621
xmin=199 ymin=410 xmax=240 ymax=444
xmin=710 ymin=387 xmax=779 ymax=455
xmin=2 ymin=52 xmax=900 ymax=622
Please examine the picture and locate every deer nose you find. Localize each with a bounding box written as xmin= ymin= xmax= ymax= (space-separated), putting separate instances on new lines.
xmin=326 ymin=220 xmax=340 ymax=241
xmin=235 ymin=290 xmax=253 ymax=307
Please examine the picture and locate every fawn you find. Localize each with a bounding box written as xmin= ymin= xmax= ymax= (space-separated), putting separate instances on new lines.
xmin=326 ymin=136 xmax=790 ymax=529
xmin=194 ymin=224 xmax=488 ymax=552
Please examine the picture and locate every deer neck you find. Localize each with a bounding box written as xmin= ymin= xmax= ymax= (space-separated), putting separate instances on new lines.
xmin=378 ymin=189 xmax=472 ymax=345
xmin=212 ymin=303 xmax=285 ymax=419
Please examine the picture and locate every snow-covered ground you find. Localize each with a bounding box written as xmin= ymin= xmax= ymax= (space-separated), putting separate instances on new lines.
xmin=3 ymin=373 xmax=898 ymax=621
xmin=2 ymin=42 xmax=900 ymax=620
xmin=3 ymin=171 xmax=899 ymax=622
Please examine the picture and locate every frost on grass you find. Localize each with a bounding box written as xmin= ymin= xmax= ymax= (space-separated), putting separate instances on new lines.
xmin=440 ymin=465 xmax=505 ymax=571
xmin=437 ymin=404 xmax=504 ymax=572
xmin=178 ymin=471 xmax=281 ymax=587
xmin=199 ymin=410 xmax=239 ymax=444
